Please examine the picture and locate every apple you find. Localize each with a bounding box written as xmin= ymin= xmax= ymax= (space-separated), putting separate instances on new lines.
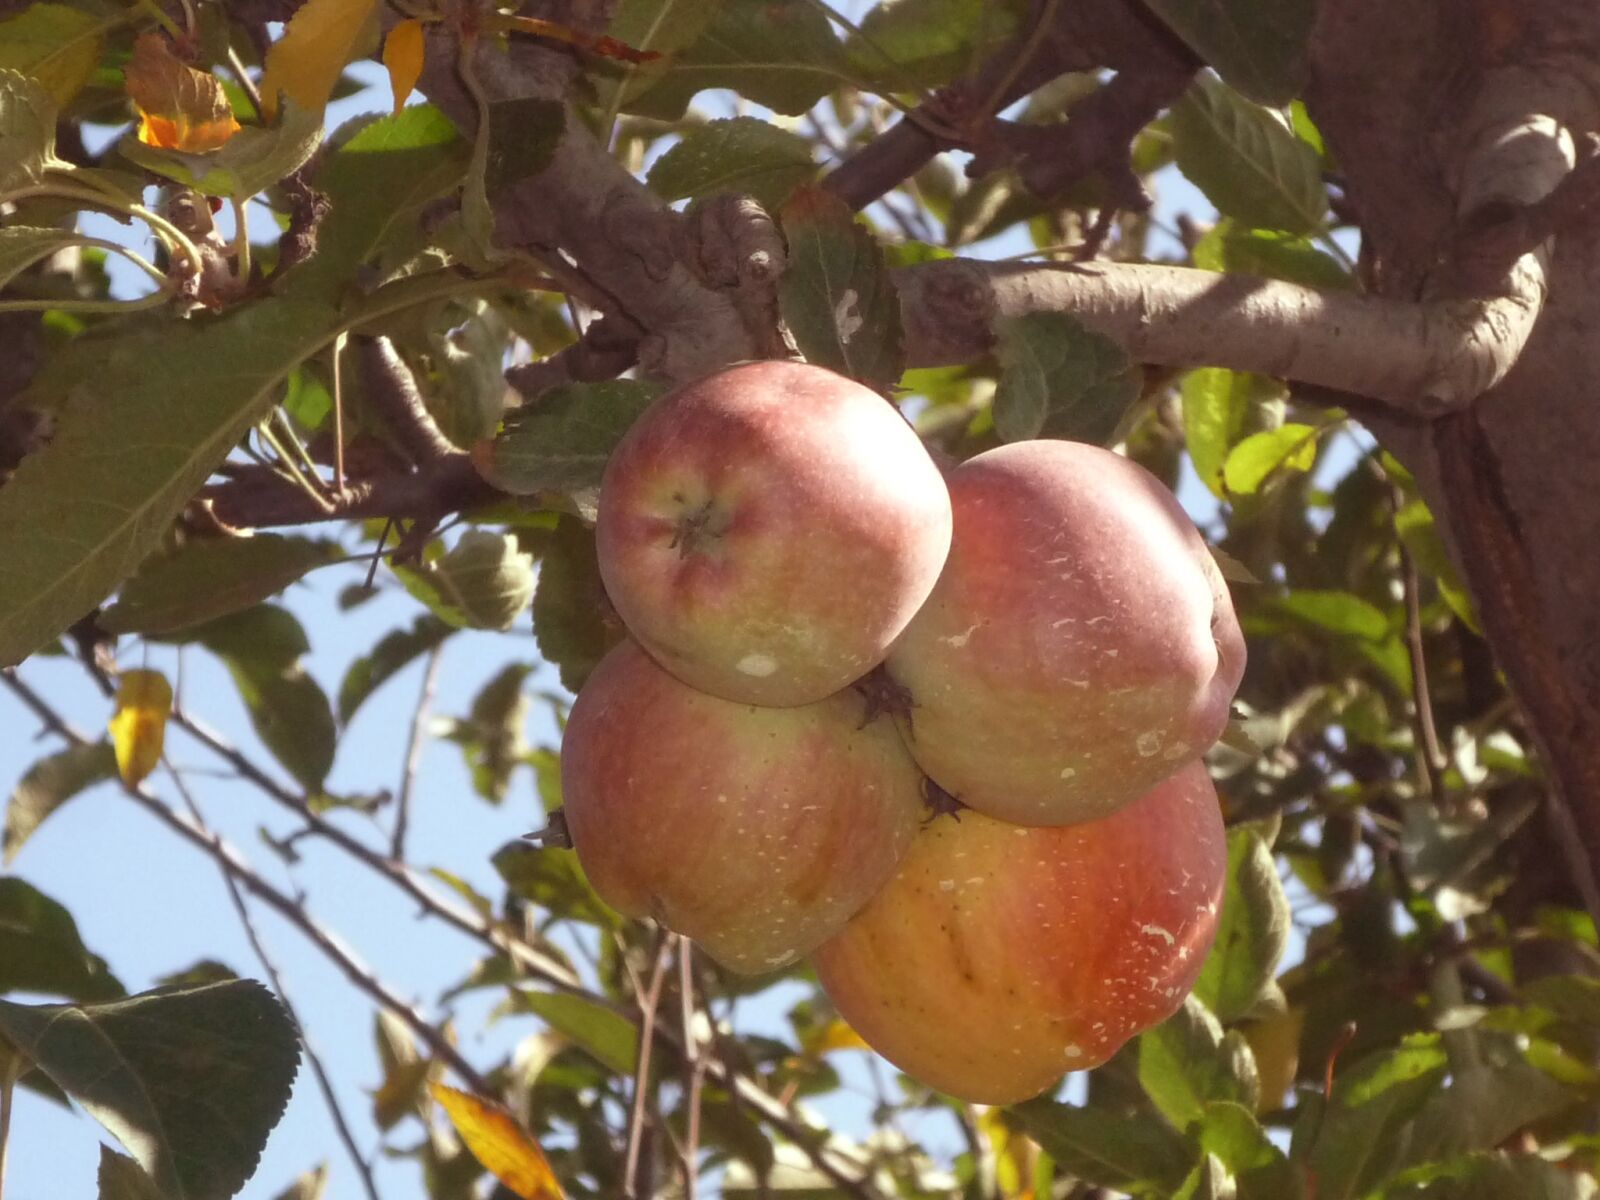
xmin=559 ymin=639 xmax=927 ymax=974
xmin=885 ymin=439 xmax=1245 ymax=826
xmin=596 ymin=359 xmax=952 ymax=708
xmin=811 ymin=761 xmax=1227 ymax=1104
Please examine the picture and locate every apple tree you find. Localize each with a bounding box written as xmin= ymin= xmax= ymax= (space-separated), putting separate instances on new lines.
xmin=3 ymin=0 xmax=1600 ymax=1197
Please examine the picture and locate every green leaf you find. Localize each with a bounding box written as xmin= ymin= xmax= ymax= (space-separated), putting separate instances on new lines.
xmin=992 ymin=312 xmax=1142 ymax=445
xmin=460 ymin=97 xmax=564 ymax=260
xmin=1395 ymin=498 xmax=1479 ymax=632
xmin=1011 ymin=1097 xmax=1194 ymax=1193
xmin=1170 ymin=75 xmax=1326 ymax=235
xmin=511 ymin=990 xmax=638 ymax=1074
xmin=1222 ymin=423 xmax=1319 ymax=495
xmin=395 ymin=530 xmax=535 ymax=631
xmin=777 ymin=185 xmax=905 ymax=393
xmin=1394 ymin=1154 xmax=1597 ymax=1200
xmin=590 ymin=0 xmax=726 ymax=113
xmin=1194 ymin=829 xmax=1290 ymax=1023
xmin=338 ymin=614 xmax=453 ymax=723
xmin=1197 ymin=1102 xmax=1296 ymax=1199
xmin=0 ymin=980 xmax=300 ymax=1200
xmin=1141 ymin=0 xmax=1314 ymax=105
xmin=626 ymin=0 xmax=848 ymax=121
xmin=1182 ymin=369 xmax=1281 ymax=499
xmin=0 ymin=69 xmax=60 ymax=192
xmin=4 ymin=740 xmax=116 ymax=864
xmin=1193 ymin=220 xmax=1350 ymax=289
xmin=97 ymin=1148 xmax=167 ymax=1200
xmin=116 ymin=99 xmax=324 ymax=199
xmin=1276 ymin=590 xmax=1390 ymax=642
xmin=531 ymin=515 xmax=624 ymax=693
xmin=1139 ymin=996 xmax=1259 ymax=1129
xmin=0 ymin=4 xmax=105 ymax=106
xmin=270 ymin=1164 xmax=329 ymax=1200
xmin=101 ymin=535 xmax=343 ymax=636
xmin=0 ymin=876 xmax=123 ymax=1000
xmin=183 ymin=605 xmax=336 ymax=792
xmin=493 ymin=842 xmax=620 ymax=928
xmin=1173 ymin=1155 xmax=1231 ymax=1200
xmin=0 ymin=226 xmax=82 ymax=290
xmin=477 ymin=380 xmax=662 ymax=497
xmin=847 ymin=0 xmax=1026 ymax=90
xmin=443 ymin=662 xmax=533 ymax=804
xmin=1297 ymin=1036 xmax=1449 ymax=1200
xmin=647 ymin=117 xmax=815 ymax=212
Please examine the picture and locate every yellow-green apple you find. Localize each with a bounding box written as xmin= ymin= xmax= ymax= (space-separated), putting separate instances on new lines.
xmin=885 ymin=439 xmax=1244 ymax=825
xmin=559 ymin=639 xmax=927 ymax=973
xmin=596 ymin=359 xmax=952 ymax=707
xmin=812 ymin=761 xmax=1226 ymax=1104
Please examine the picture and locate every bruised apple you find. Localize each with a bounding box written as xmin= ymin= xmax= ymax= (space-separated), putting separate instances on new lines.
xmin=886 ymin=440 xmax=1244 ymax=826
xmin=560 ymin=640 xmax=926 ymax=974
xmin=597 ymin=359 xmax=952 ymax=707
xmin=812 ymin=761 xmax=1226 ymax=1104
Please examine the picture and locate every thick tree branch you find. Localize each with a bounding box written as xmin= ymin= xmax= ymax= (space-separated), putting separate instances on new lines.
xmin=896 ymin=258 xmax=1539 ymax=416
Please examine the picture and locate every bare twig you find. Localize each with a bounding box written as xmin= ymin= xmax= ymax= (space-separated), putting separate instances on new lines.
xmin=165 ymin=766 xmax=383 ymax=1200
xmin=623 ymin=932 xmax=673 ymax=1200
xmin=392 ymin=645 xmax=443 ymax=860
xmin=677 ymin=942 xmax=709 ymax=1200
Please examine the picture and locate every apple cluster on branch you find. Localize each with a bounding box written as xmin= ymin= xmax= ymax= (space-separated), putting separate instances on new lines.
xmin=553 ymin=359 xmax=1244 ymax=1104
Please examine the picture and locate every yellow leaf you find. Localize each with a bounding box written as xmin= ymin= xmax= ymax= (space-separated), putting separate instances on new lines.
xmin=382 ymin=18 xmax=426 ymax=115
xmin=108 ymin=669 xmax=172 ymax=786
xmin=124 ymin=34 xmax=241 ymax=154
xmin=805 ymin=1017 xmax=871 ymax=1055
xmin=430 ymin=1083 xmax=565 ymax=1200
xmin=258 ymin=0 xmax=382 ymax=121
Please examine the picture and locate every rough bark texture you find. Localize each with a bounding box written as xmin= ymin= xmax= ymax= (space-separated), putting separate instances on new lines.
xmin=1306 ymin=1 xmax=1600 ymax=901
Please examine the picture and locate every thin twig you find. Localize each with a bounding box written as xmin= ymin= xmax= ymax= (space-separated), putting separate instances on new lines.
xmin=331 ymin=332 xmax=348 ymax=492
xmin=677 ymin=941 xmax=708 ymax=1200
xmin=0 ymin=671 xmax=492 ymax=1096
xmin=392 ymin=645 xmax=443 ymax=859
xmin=165 ymin=767 xmax=383 ymax=1200
xmin=623 ymin=932 xmax=673 ymax=1200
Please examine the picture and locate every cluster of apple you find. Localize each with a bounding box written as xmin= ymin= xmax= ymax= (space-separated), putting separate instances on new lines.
xmin=559 ymin=359 xmax=1245 ymax=1104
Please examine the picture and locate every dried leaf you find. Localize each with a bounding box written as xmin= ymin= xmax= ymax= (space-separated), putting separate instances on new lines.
xmin=383 ymin=18 xmax=426 ymax=115
xmin=430 ymin=1083 xmax=566 ymax=1200
xmin=108 ymin=669 xmax=172 ymax=786
xmin=124 ymin=35 xmax=240 ymax=154
xmin=259 ymin=0 xmax=382 ymax=120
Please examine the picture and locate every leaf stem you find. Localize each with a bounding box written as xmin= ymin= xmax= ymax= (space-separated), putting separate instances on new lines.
xmin=231 ymin=195 xmax=251 ymax=284
xmin=0 ymin=182 xmax=207 ymax=279
xmin=0 ymin=291 xmax=173 ymax=315
xmin=0 ymin=1070 xmax=12 ymax=1200
xmin=256 ymin=418 xmax=333 ymax=512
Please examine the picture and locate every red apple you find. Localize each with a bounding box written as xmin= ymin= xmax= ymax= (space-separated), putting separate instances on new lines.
xmin=885 ymin=439 xmax=1245 ymax=826
xmin=596 ymin=359 xmax=952 ymax=707
xmin=559 ymin=640 xmax=927 ymax=974
xmin=812 ymin=761 xmax=1226 ymax=1104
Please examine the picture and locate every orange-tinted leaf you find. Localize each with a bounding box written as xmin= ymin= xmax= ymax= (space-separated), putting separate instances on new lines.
xmin=430 ymin=1083 xmax=565 ymax=1200
xmin=124 ymin=34 xmax=240 ymax=153
xmin=498 ymin=15 xmax=661 ymax=63
xmin=108 ymin=669 xmax=172 ymax=786
xmin=259 ymin=0 xmax=381 ymax=120
xmin=806 ymin=1017 xmax=871 ymax=1055
xmin=382 ymin=18 xmax=426 ymax=114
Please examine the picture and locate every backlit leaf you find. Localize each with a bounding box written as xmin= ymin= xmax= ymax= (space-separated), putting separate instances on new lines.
xmin=778 ymin=185 xmax=904 ymax=393
xmin=475 ymin=380 xmax=661 ymax=498
xmin=97 ymin=1148 xmax=166 ymax=1200
xmin=430 ymin=1083 xmax=566 ymax=1200
xmin=1194 ymin=829 xmax=1289 ymax=1023
xmin=118 ymin=97 xmax=323 ymax=198
xmin=1222 ymin=423 xmax=1319 ymax=495
xmin=0 ymin=3 xmax=104 ymax=107
xmin=259 ymin=0 xmax=383 ymax=120
xmin=847 ymin=0 xmax=1026 ymax=91
xmin=0 ymin=876 xmax=122 ymax=1000
xmin=0 ymin=69 xmax=61 ymax=192
xmin=0 ymin=980 xmax=300 ymax=1200
xmin=1141 ymin=0 xmax=1314 ymax=104
xmin=647 ymin=117 xmax=815 ymax=212
xmin=1193 ymin=219 xmax=1349 ymax=289
xmin=1170 ymin=75 xmax=1326 ymax=235
xmin=992 ymin=312 xmax=1141 ymax=445
xmin=531 ymin=515 xmax=624 ymax=693
xmin=383 ymin=18 xmax=426 ymax=114
xmin=3 ymin=739 xmax=116 ymax=864
xmin=494 ymin=841 xmax=620 ymax=927
xmin=101 ymin=535 xmax=343 ymax=636
xmin=1276 ymin=590 xmax=1390 ymax=642
xmin=0 ymin=225 xmax=82 ymax=290
xmin=396 ymin=531 xmax=535 ymax=632
xmin=124 ymin=34 xmax=241 ymax=154
xmin=510 ymin=991 xmax=638 ymax=1075
xmin=1182 ymin=368 xmax=1282 ymax=499
xmin=1139 ymin=995 xmax=1259 ymax=1129
xmin=108 ymin=669 xmax=172 ymax=787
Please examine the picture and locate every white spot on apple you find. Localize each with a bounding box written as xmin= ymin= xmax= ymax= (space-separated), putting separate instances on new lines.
xmin=736 ymin=653 xmax=779 ymax=677
xmin=1136 ymin=731 xmax=1162 ymax=756
xmin=1139 ymin=923 xmax=1175 ymax=946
